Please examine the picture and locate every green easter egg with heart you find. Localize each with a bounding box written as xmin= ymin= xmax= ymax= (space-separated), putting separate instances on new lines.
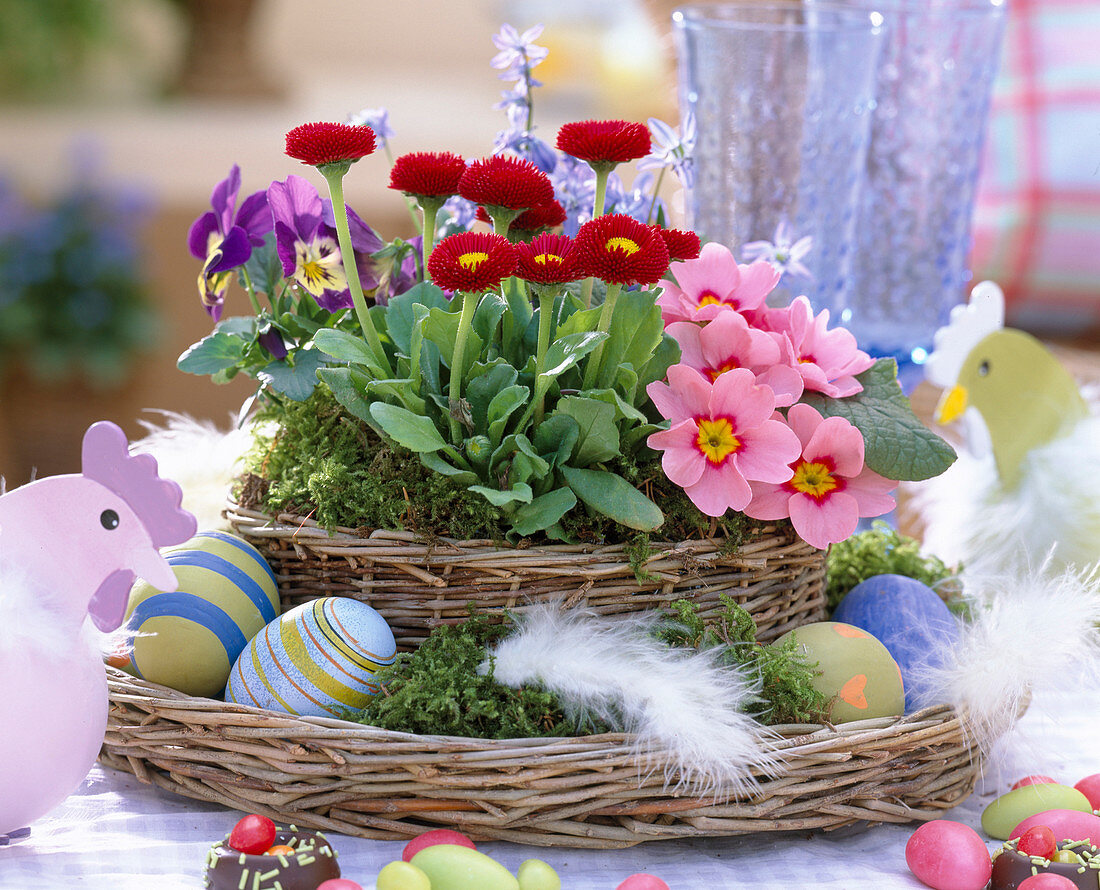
xmin=772 ymin=621 xmax=905 ymax=724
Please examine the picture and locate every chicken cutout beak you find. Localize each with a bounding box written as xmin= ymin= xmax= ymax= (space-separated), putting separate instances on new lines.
xmin=935 ymin=384 xmax=969 ymax=425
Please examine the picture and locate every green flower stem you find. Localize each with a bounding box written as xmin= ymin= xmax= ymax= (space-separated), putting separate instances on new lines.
xmin=448 ymin=289 xmax=480 ymax=445
xmin=581 ymin=281 xmax=622 ymax=390
xmin=646 ymin=167 xmax=667 ymax=225
xmin=420 ymin=199 xmax=442 ymax=273
xmin=239 ymin=265 xmax=263 ymax=315
xmin=533 ymin=286 xmax=558 ymax=424
xmin=319 ymin=166 xmax=393 ymax=377
xmin=592 ymin=167 xmax=611 ymax=220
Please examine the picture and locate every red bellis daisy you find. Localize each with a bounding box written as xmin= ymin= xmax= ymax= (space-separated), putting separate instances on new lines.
xmin=458 ymin=155 xmax=555 ymax=212
xmin=658 ymin=228 xmax=702 ymax=262
xmin=476 ymin=199 xmax=567 ymax=234
xmin=574 ymin=214 xmax=670 ymax=286
xmin=556 ymin=119 xmax=651 ymax=166
xmin=427 ymin=231 xmax=517 ymax=293
xmin=285 ymin=122 xmax=377 ymax=167
xmin=515 ymin=233 xmax=581 ymax=286
xmin=388 ymin=151 xmax=467 ymax=200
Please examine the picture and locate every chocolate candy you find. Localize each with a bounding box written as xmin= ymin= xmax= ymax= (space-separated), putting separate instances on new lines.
xmin=204 ymin=825 xmax=340 ymax=890
xmin=991 ymin=837 xmax=1100 ymax=890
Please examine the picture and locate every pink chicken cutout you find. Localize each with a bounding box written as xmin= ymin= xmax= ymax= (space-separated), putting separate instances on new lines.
xmin=0 ymin=421 xmax=196 ymax=838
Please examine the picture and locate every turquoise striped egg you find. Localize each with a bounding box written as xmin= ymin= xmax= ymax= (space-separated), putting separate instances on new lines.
xmin=225 ymin=597 xmax=397 ymax=718
xmin=123 ymin=531 xmax=280 ymax=698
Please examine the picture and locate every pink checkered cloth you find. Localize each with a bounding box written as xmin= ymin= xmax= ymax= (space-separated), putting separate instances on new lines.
xmin=971 ymin=0 xmax=1100 ymax=335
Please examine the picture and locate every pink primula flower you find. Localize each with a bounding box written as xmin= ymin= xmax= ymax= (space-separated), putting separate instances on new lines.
xmin=744 ymin=404 xmax=896 ymax=549
xmin=646 ymin=365 xmax=802 ymax=516
xmin=656 ymin=242 xmax=780 ymax=324
xmin=667 ymin=311 xmax=805 ymax=407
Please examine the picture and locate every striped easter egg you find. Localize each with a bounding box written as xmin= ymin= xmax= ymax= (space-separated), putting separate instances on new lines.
xmin=124 ymin=531 xmax=280 ymax=697
xmin=225 ymin=597 xmax=397 ymax=718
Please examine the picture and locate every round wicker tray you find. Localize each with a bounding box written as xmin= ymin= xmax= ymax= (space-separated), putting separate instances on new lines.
xmin=102 ymin=668 xmax=980 ymax=849
xmin=225 ymin=500 xmax=828 ymax=649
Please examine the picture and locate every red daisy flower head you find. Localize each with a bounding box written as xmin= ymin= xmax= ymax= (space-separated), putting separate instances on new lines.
xmin=510 ymin=199 xmax=567 ymax=235
xmin=658 ymin=228 xmax=702 ymax=262
xmin=514 ymin=232 xmax=581 ymax=286
xmin=388 ymin=151 xmax=467 ymax=200
xmin=458 ymin=155 xmax=555 ymax=212
xmin=573 ymin=214 xmax=670 ymax=286
xmin=556 ymin=119 xmax=651 ymax=166
xmin=285 ymin=122 xmax=377 ymax=167
xmin=427 ymin=231 xmax=517 ymax=293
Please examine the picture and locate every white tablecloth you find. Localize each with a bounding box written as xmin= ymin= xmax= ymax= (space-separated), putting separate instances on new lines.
xmin=2 ymin=669 xmax=1095 ymax=890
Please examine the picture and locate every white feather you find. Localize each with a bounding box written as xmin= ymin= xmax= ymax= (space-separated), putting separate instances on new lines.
xmin=129 ymin=410 xmax=257 ymax=531
xmin=482 ymin=604 xmax=780 ymax=798
xmin=912 ymin=561 xmax=1100 ymax=752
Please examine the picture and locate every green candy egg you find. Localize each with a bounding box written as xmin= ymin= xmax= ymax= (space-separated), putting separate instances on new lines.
xmin=377 ymin=860 xmax=432 ymax=890
xmin=772 ymin=621 xmax=905 ymax=724
xmin=981 ymin=783 xmax=1094 ymax=839
xmin=518 ymin=858 xmax=561 ymax=890
xmin=411 ymin=843 xmax=520 ymax=890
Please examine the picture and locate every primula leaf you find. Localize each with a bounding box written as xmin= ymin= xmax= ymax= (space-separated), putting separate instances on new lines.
xmin=553 ymin=396 xmax=620 ymax=465
xmin=637 ymin=332 xmax=681 ymax=393
xmin=370 ymin=402 xmax=449 ymax=453
xmin=178 ymin=331 xmax=248 ymax=376
xmin=312 ymin=328 xmax=385 ymax=372
xmin=257 ymin=348 xmax=327 ymax=401
xmin=468 ymin=482 xmax=533 ymax=508
xmin=560 ymin=466 xmax=664 ymax=531
xmin=386 ymin=282 xmax=449 ymax=355
xmin=511 ymin=488 xmax=578 ymax=536
xmin=800 ymin=358 xmax=957 ymax=481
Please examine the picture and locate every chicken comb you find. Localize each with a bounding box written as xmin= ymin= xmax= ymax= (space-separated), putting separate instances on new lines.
xmin=924 ymin=280 xmax=1005 ymax=388
xmin=81 ymin=421 xmax=197 ymax=548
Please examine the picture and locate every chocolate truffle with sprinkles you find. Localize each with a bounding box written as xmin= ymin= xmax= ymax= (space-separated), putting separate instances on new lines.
xmin=204 ymin=825 xmax=341 ymax=890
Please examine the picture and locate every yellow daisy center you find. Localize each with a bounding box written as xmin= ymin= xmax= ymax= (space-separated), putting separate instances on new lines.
xmin=695 ymin=417 xmax=740 ymax=464
xmin=534 ymin=252 xmax=562 ymax=265
xmin=789 ymin=461 xmax=839 ymax=499
xmin=605 ymin=236 xmax=640 ymax=255
xmin=458 ymin=250 xmax=489 ymax=271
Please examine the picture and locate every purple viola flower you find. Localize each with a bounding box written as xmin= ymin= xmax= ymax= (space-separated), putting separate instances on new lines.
xmin=187 ymin=164 xmax=271 ymax=320
xmin=257 ymin=325 xmax=289 ymax=359
xmin=268 ymin=175 xmax=383 ymax=312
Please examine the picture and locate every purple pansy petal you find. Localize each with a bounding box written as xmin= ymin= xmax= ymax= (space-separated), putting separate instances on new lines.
xmin=312 ymin=287 xmax=355 ymax=313
xmin=210 ymin=164 xmax=242 ymax=234
xmin=203 ymin=225 xmax=252 ymax=275
xmin=274 ymin=220 xmax=300 ymax=277
xmin=258 ymin=326 xmax=288 ymax=359
xmin=188 ymin=211 xmax=220 ymax=261
xmin=235 ymin=190 xmax=273 ymax=244
xmin=268 ymin=176 xmax=323 ymax=240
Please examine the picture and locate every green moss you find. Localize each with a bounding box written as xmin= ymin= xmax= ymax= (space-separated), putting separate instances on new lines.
xmin=825 ymin=521 xmax=956 ymax=612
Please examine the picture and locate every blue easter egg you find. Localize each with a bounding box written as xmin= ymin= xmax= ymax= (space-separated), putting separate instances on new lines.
xmin=833 ymin=574 xmax=959 ymax=711
xmin=225 ymin=597 xmax=397 ymax=718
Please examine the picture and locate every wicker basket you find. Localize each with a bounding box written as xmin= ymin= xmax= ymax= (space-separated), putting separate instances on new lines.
xmin=102 ymin=667 xmax=980 ymax=849
xmin=225 ymin=499 xmax=827 ymax=649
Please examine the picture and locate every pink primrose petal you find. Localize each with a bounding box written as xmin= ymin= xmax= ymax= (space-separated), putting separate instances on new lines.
xmin=797 ymin=361 xmax=836 ymax=395
xmin=785 ymin=403 xmax=825 ymax=449
xmin=709 ymin=368 xmax=775 ymax=429
xmin=646 ymin=380 xmax=682 ymax=423
xmin=756 ymin=364 xmax=805 ymax=407
xmin=803 ymin=415 xmax=865 ymax=477
xmin=845 ymin=468 xmax=898 ymax=517
xmin=685 ymin=458 xmax=753 ymax=515
xmin=648 ymin=420 xmax=707 ymax=488
xmin=656 ymin=285 xmax=691 ymax=324
xmin=665 ymin=321 xmax=706 ymax=371
xmin=669 ymin=241 xmax=742 ymax=304
xmin=789 ymin=490 xmax=860 ymax=550
xmin=735 ymin=419 xmax=802 ymax=483
xmin=731 ymin=260 xmax=781 ymax=310
xmin=744 ymin=481 xmax=794 ymax=521
xmin=665 ymin=363 xmax=715 ymax=417
xmin=821 ymin=374 xmax=864 ymax=398
xmin=689 ymin=301 xmax=732 ymax=322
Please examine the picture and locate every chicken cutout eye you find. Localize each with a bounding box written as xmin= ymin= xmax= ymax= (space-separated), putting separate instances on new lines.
xmin=100 ymin=509 xmax=120 ymax=530
xmin=978 ymin=360 xmax=990 ymax=377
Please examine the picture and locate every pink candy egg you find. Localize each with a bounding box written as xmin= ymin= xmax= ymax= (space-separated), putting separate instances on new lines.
xmin=616 ymin=875 xmax=671 ymax=890
xmin=1074 ymin=773 xmax=1100 ymax=810
xmin=905 ymin=820 xmax=992 ymax=890
xmin=316 ymin=881 xmax=363 ymax=890
xmin=401 ymin=829 xmax=477 ymax=862
xmin=1018 ymin=875 xmax=1079 ymax=890
xmin=1011 ymin=809 xmax=1100 ymax=843
xmin=1013 ymin=775 xmax=1057 ymax=790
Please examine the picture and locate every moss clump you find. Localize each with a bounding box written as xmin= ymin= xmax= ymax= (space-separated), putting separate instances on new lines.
xmin=351 ymin=611 xmax=585 ymax=738
xmin=825 ymin=521 xmax=955 ymax=612
xmin=655 ymin=597 xmax=829 ymax=725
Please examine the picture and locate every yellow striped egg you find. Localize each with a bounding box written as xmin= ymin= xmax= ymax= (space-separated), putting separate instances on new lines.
xmin=225 ymin=597 xmax=397 ymax=718
xmin=123 ymin=531 xmax=280 ymax=697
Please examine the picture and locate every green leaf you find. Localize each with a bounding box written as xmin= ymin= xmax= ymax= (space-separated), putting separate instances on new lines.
xmin=364 ymin=378 xmax=425 ymax=413
xmin=540 ymin=331 xmax=607 ymax=380
xmin=555 ymin=305 xmax=603 ymax=338
xmin=800 ymin=358 xmax=958 ymax=481
xmin=501 ymin=276 xmax=534 ymax=365
xmin=487 ymin=384 xmax=530 ymax=446
xmin=386 ymin=282 xmax=449 ymax=355
xmin=178 ymin=331 xmax=247 ymax=375
xmin=238 ymin=231 xmax=283 ymax=298
xmin=490 ymin=433 xmax=549 ymax=477
xmin=370 ymin=402 xmax=448 ymax=453
xmin=560 ymin=466 xmax=664 ymax=531
xmin=593 ymin=290 xmax=665 ymax=389
xmin=553 ymin=396 xmax=620 ymax=465
xmin=637 ymin=332 xmax=681 ymax=393
xmin=420 ymin=451 xmax=478 ymax=486
xmin=257 ymin=348 xmax=327 ymax=401
xmin=468 ymin=482 xmax=533 ymax=508
xmin=424 ymin=305 xmax=483 ymax=374
xmin=466 ymin=363 xmax=519 ymax=432
xmin=511 ymin=488 xmax=578 ymax=536
xmin=312 ymin=328 xmax=385 ymax=371
xmin=586 ymin=387 xmax=648 ymax=424
xmin=317 ymin=366 xmax=374 ymax=424
xmin=473 ymin=291 xmax=508 ymax=346
xmin=532 ymin=414 xmax=580 ymax=469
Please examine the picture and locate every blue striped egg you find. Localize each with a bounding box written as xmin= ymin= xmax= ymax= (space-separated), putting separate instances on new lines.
xmin=124 ymin=531 xmax=280 ymax=697
xmin=225 ymin=597 xmax=397 ymax=718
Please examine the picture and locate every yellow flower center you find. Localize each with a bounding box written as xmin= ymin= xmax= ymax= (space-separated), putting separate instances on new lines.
xmin=697 ymin=289 xmax=730 ymax=308
xmin=458 ymin=250 xmax=489 ymax=271
xmin=705 ymin=359 xmax=739 ymax=382
xmin=534 ymin=252 xmax=562 ymax=265
xmin=789 ymin=461 xmax=839 ymax=499
xmin=605 ymin=236 xmax=640 ymax=255
xmin=294 ymin=236 xmax=347 ymax=297
xmin=695 ymin=417 xmax=740 ymax=464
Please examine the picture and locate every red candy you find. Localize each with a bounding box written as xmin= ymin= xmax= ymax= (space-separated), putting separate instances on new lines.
xmin=1017 ymin=825 xmax=1057 ymax=859
xmin=401 ymin=829 xmax=477 ymax=862
xmin=1013 ymin=775 xmax=1057 ymax=790
xmin=1018 ymin=876 xmax=1080 ymax=889
xmin=227 ymin=814 xmax=277 ymax=855
xmin=616 ymin=876 xmax=671 ymax=890
xmin=1074 ymin=774 xmax=1100 ymax=810
xmin=905 ymin=820 xmax=992 ymax=890
xmin=1011 ymin=809 xmax=1100 ymax=844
